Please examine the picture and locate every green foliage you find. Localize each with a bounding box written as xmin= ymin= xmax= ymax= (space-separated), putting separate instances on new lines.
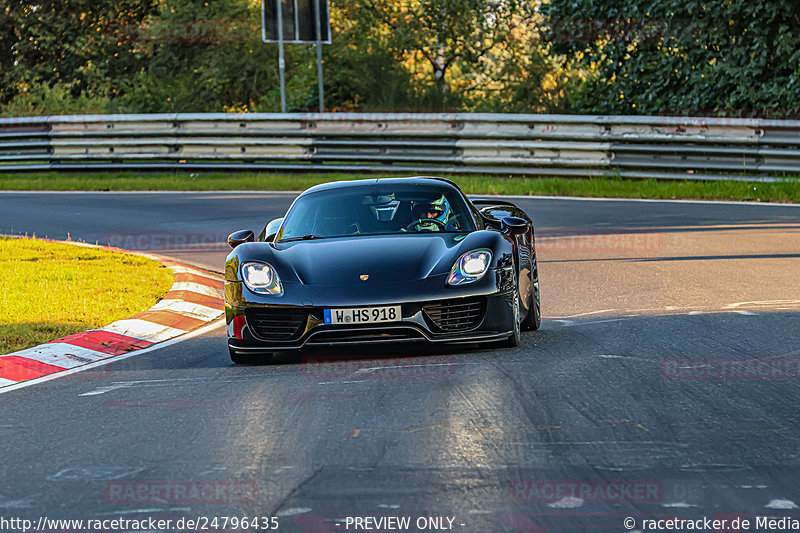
xmin=321 ymin=6 xmax=419 ymax=112
xmin=0 ymin=78 xmax=110 ymax=116
xmin=1 ymin=0 xmax=575 ymax=114
xmin=335 ymin=0 xmax=572 ymax=112
xmin=542 ymin=0 xmax=800 ymax=116
xmin=110 ymin=0 xmax=283 ymax=112
xmin=1 ymin=0 xmax=159 ymax=107
xmin=3 ymin=0 xmax=798 ymax=115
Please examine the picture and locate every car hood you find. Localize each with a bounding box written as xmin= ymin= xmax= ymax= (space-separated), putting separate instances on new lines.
xmin=274 ymin=233 xmax=467 ymax=285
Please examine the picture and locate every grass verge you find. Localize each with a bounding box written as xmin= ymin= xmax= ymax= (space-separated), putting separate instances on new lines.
xmin=0 ymin=237 xmax=174 ymax=355
xmin=0 ymin=171 xmax=798 ymax=203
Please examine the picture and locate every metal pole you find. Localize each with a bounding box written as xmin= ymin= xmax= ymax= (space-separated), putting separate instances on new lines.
xmin=313 ymin=0 xmax=325 ymax=112
xmin=276 ymin=0 xmax=287 ymax=113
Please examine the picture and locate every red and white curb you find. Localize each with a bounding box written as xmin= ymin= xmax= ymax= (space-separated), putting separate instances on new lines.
xmin=0 ymin=250 xmax=224 ymax=391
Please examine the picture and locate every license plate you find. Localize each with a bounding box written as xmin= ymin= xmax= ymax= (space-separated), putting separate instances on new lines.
xmin=323 ymin=305 xmax=401 ymax=325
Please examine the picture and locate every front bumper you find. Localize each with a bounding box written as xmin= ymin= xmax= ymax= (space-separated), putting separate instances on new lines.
xmin=226 ymin=267 xmax=517 ymax=353
xmin=227 ymin=291 xmax=514 ymax=353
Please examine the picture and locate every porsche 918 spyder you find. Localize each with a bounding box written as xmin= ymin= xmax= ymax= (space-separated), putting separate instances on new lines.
xmin=225 ymin=177 xmax=540 ymax=363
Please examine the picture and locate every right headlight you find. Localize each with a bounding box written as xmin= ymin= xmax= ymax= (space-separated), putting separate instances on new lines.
xmin=448 ymin=249 xmax=492 ymax=286
xmin=241 ymin=261 xmax=283 ymax=295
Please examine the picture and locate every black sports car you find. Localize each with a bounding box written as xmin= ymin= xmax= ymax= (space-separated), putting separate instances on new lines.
xmin=224 ymin=177 xmax=540 ymax=363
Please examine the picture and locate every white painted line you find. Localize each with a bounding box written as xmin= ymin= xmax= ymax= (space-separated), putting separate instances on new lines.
xmin=765 ymin=499 xmax=799 ymax=510
xmin=91 ymin=377 xmax=219 ymax=386
xmin=0 ymin=319 xmax=224 ymax=396
xmin=0 ymin=190 xmax=301 ymax=196
xmin=5 ymin=343 xmax=110 ymax=368
xmin=3 ymin=189 xmax=798 ymax=206
xmin=661 ymin=502 xmax=697 ymax=508
xmin=103 ymin=319 xmax=188 ymax=343
xmin=547 ymin=496 xmax=583 ymax=509
xmin=484 ymin=194 xmax=800 ymax=207
xmin=726 ymin=299 xmax=800 ymax=308
xmin=559 ymin=318 xmax=628 ymax=327
xmin=275 ymin=507 xmax=313 ymax=518
xmin=164 ymin=264 xmax=222 ymax=280
xmin=98 ymin=508 xmax=170 ymax=516
xmin=79 ymin=375 xmax=264 ymax=394
xmin=149 ymin=299 xmax=223 ymax=320
xmin=170 ymin=281 xmax=222 ymax=298
xmin=0 ymin=377 xmax=16 ymax=387
xmin=78 ymin=378 xmax=237 ymax=396
xmin=349 ymin=361 xmax=461 ymax=376
xmin=559 ymin=309 xmax=618 ymax=318
xmin=79 ymin=383 xmax=133 ymax=396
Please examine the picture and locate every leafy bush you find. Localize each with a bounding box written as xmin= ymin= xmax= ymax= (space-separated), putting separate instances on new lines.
xmin=542 ymin=0 xmax=800 ymax=116
xmin=1 ymin=78 xmax=110 ymax=117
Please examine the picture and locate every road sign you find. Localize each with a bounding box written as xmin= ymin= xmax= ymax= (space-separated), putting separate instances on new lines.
xmin=261 ymin=0 xmax=331 ymax=44
xmin=261 ymin=0 xmax=330 ymax=112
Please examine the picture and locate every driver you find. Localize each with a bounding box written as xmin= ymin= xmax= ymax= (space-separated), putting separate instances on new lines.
xmin=410 ymin=194 xmax=453 ymax=231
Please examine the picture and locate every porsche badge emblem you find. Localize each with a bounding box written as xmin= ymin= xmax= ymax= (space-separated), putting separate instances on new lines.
xmin=360 ymin=274 xmax=369 ymax=281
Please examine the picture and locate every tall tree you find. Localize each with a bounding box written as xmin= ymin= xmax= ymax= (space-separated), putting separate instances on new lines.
xmin=1 ymin=0 xmax=159 ymax=105
xmin=347 ymin=0 xmax=544 ymax=109
xmin=111 ymin=0 xmax=322 ymax=112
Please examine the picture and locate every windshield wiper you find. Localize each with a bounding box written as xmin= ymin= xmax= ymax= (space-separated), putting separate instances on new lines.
xmin=278 ymin=234 xmax=321 ymax=242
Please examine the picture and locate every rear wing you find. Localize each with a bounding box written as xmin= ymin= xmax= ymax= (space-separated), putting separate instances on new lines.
xmin=470 ymin=198 xmax=520 ymax=208
xmin=470 ymin=198 xmax=534 ymax=228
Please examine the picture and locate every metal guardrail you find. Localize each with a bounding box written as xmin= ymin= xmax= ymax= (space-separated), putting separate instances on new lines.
xmin=1 ymin=112 xmax=799 ymax=181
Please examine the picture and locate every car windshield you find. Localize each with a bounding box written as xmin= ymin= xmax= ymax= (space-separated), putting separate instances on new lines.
xmin=277 ymin=183 xmax=476 ymax=241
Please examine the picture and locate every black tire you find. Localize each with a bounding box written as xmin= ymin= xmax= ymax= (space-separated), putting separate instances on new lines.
xmin=500 ymin=284 xmax=521 ymax=348
xmin=229 ymin=347 xmax=273 ymax=365
xmin=522 ymin=254 xmax=541 ymax=332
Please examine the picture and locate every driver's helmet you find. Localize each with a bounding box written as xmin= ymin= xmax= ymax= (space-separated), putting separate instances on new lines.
xmin=412 ymin=194 xmax=451 ymax=225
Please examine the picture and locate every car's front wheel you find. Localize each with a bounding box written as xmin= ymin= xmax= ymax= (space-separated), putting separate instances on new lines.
xmin=500 ymin=285 xmax=521 ymax=348
xmin=522 ymin=254 xmax=541 ymax=331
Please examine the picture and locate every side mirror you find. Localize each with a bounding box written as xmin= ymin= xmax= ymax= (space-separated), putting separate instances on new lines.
xmin=501 ymin=216 xmax=528 ymax=236
xmin=227 ymin=229 xmax=255 ymax=249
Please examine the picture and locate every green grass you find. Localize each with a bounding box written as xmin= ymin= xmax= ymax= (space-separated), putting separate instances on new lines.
xmin=0 ymin=237 xmax=174 ymax=355
xmin=0 ymin=171 xmax=798 ymax=203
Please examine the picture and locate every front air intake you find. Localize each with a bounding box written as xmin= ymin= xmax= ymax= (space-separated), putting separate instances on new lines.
xmin=423 ymin=297 xmax=486 ymax=332
xmin=245 ymin=307 xmax=308 ymax=340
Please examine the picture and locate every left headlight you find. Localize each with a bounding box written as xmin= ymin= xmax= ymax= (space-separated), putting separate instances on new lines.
xmin=241 ymin=261 xmax=283 ymax=295
xmin=448 ymin=249 xmax=492 ymax=286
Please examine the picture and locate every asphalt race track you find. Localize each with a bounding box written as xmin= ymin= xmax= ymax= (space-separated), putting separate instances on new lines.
xmin=2 ymin=190 xmax=800 ymax=532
